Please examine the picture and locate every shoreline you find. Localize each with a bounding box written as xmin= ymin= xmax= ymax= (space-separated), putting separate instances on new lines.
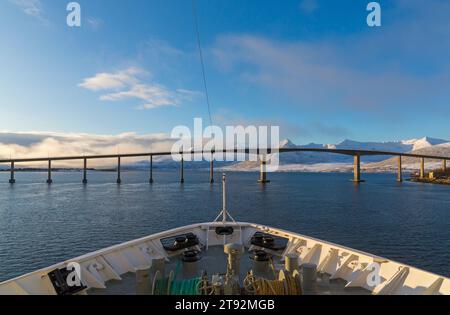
xmin=411 ymin=178 xmax=450 ymax=185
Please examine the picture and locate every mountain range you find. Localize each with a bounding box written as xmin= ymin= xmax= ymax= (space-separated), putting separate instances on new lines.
xmin=1 ymin=136 xmax=449 ymax=173
xmin=226 ymin=137 xmax=450 ymax=172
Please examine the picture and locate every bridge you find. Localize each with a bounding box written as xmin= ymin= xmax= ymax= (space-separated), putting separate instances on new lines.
xmin=0 ymin=148 xmax=448 ymax=184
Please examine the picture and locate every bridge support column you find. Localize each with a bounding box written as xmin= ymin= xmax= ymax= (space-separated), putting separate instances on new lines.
xmin=420 ymin=157 xmax=425 ymax=179
xmin=82 ymin=158 xmax=88 ymax=184
xmin=397 ymin=156 xmax=403 ymax=182
xmin=117 ymin=157 xmax=122 ymax=184
xmin=210 ymin=158 xmax=214 ymax=184
xmin=9 ymin=161 xmax=15 ymax=184
xmin=258 ymin=157 xmax=270 ymax=184
xmin=149 ymin=156 xmax=154 ymax=184
xmin=180 ymin=155 xmax=184 ymax=184
xmin=443 ymin=160 xmax=447 ymax=173
xmin=47 ymin=160 xmax=53 ymax=184
xmin=352 ymin=154 xmax=364 ymax=183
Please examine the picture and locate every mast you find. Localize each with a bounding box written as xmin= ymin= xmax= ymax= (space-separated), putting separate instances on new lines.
xmin=222 ymin=173 xmax=227 ymax=223
xmin=213 ymin=173 xmax=236 ymax=223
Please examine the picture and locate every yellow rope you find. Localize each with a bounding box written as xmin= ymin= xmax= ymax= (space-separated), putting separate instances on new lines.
xmin=244 ymin=271 xmax=301 ymax=295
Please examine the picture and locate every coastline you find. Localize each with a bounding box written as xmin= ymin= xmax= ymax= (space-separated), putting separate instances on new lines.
xmin=411 ymin=177 xmax=450 ymax=185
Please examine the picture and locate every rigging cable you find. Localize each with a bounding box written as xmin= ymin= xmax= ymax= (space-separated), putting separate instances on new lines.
xmin=192 ymin=0 xmax=213 ymax=126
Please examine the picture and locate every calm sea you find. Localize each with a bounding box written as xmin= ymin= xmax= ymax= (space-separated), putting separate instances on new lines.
xmin=1 ymin=170 xmax=449 ymax=282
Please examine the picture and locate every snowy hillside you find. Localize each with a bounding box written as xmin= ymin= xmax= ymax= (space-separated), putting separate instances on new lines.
xmin=226 ymin=137 xmax=450 ymax=172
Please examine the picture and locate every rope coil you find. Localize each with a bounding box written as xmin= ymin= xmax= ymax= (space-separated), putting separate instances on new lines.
xmin=152 ymin=268 xmax=211 ymax=295
xmin=244 ymin=270 xmax=302 ymax=295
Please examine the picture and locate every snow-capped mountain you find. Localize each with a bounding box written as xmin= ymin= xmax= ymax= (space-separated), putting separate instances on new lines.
xmin=280 ymin=137 xmax=449 ymax=164
xmin=400 ymin=137 xmax=448 ymax=151
xmin=1 ymin=136 xmax=447 ymax=173
xmin=227 ymin=137 xmax=450 ymax=172
xmin=365 ymin=141 xmax=450 ymax=171
xmin=334 ymin=137 xmax=448 ymax=152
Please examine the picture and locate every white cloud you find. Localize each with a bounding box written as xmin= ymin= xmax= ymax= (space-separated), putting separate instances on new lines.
xmin=299 ymin=0 xmax=318 ymax=14
xmin=212 ymin=32 xmax=449 ymax=113
xmin=79 ymin=67 xmax=199 ymax=109
xmin=100 ymin=84 xmax=180 ymax=109
xmin=211 ymin=1 xmax=450 ymax=115
xmin=78 ymin=67 xmax=144 ymax=91
xmin=86 ymin=17 xmax=103 ymax=29
xmin=9 ymin=0 xmax=47 ymax=22
xmin=0 ymin=131 xmax=175 ymax=167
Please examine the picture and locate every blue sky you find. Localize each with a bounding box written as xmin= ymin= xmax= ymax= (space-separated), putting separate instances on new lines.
xmin=1 ymin=0 xmax=449 ymax=147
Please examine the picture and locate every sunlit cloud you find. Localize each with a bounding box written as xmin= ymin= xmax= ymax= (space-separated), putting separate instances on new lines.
xmin=100 ymin=83 xmax=180 ymax=109
xmin=79 ymin=67 xmax=200 ymax=109
xmin=0 ymin=131 xmax=176 ymax=168
xmin=78 ymin=67 xmax=144 ymax=91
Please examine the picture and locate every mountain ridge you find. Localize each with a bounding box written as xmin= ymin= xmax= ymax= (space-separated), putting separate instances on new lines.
xmin=226 ymin=136 xmax=450 ymax=172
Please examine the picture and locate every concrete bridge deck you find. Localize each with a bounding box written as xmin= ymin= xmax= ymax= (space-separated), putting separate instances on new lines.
xmin=0 ymin=148 xmax=448 ymax=184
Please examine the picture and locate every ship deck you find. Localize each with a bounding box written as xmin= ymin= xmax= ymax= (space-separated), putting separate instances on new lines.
xmin=88 ymin=246 xmax=370 ymax=295
xmin=1 ymin=222 xmax=449 ymax=295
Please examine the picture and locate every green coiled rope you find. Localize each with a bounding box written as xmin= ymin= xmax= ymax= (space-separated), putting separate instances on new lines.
xmin=153 ymin=261 xmax=202 ymax=295
xmin=153 ymin=276 xmax=201 ymax=295
xmin=153 ymin=276 xmax=170 ymax=295
xmin=170 ymin=277 xmax=202 ymax=295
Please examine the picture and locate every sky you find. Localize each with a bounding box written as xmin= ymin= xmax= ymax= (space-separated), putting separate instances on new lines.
xmin=0 ymin=0 xmax=450 ymax=160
